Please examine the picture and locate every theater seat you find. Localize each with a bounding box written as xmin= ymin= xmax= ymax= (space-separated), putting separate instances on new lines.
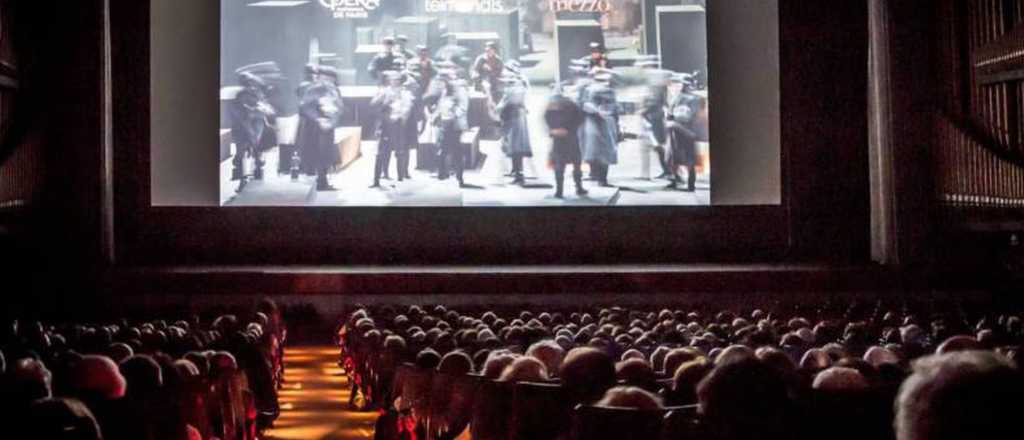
xmin=661 ymin=405 xmax=702 ymax=440
xmin=428 ymin=373 xmax=481 ymax=440
xmin=511 ymin=381 xmax=571 ymax=440
xmin=470 ymin=379 xmax=515 ymax=440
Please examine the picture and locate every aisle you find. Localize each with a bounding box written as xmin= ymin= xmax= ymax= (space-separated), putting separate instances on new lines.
xmin=264 ymin=346 xmax=377 ymax=440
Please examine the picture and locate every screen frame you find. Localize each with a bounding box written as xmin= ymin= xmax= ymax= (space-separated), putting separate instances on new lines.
xmin=110 ymin=0 xmax=869 ymax=266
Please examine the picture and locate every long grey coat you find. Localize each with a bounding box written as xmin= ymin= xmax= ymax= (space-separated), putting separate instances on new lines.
xmin=580 ymin=84 xmax=619 ymax=165
xmin=497 ymin=82 xmax=533 ymax=158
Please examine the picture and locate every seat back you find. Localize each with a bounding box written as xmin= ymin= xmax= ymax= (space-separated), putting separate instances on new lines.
xmin=470 ymin=379 xmax=515 ymax=440
xmin=805 ymin=389 xmax=895 ymax=440
xmin=396 ymin=364 xmax=434 ymax=430
xmin=428 ymin=373 xmax=481 ymax=440
xmin=511 ymin=381 xmax=571 ymax=440
xmin=572 ymin=404 xmax=696 ymax=440
xmin=662 ymin=405 xmax=701 ymax=440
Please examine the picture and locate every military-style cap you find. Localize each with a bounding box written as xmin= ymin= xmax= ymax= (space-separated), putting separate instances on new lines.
xmin=304 ymin=63 xmax=319 ymax=75
xmin=396 ymin=34 xmax=409 ymax=42
xmin=238 ymin=71 xmax=265 ymax=87
xmin=589 ymin=42 xmax=604 ymax=51
xmin=416 ymin=45 xmax=429 ymax=53
xmin=318 ymin=66 xmax=340 ymax=80
xmin=382 ymin=36 xmax=395 ymax=44
xmin=485 ymin=41 xmax=499 ymax=49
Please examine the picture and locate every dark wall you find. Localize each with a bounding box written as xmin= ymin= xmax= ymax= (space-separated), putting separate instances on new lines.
xmin=780 ymin=0 xmax=871 ymax=262
xmin=0 ymin=0 xmax=110 ymax=310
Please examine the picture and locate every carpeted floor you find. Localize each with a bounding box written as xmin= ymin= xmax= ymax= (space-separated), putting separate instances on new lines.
xmin=264 ymin=346 xmax=378 ymax=440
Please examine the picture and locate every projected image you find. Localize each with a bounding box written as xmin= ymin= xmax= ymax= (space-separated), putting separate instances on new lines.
xmin=220 ymin=0 xmax=710 ymax=206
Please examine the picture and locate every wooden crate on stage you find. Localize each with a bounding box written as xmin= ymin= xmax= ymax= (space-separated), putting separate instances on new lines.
xmin=333 ymin=127 xmax=362 ymax=171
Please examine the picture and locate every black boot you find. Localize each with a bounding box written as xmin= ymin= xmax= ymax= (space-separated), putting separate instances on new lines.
xmin=253 ymin=166 xmax=264 ymax=181
xmin=370 ymin=155 xmax=384 ymax=188
xmin=655 ymin=147 xmax=671 ymax=179
xmin=397 ymin=153 xmax=409 ymax=181
xmin=316 ymin=168 xmax=336 ymax=191
xmin=554 ymin=170 xmax=565 ymax=198
xmin=382 ymin=153 xmax=392 ymax=180
xmin=598 ymin=165 xmax=613 ymax=187
xmin=231 ymin=166 xmax=244 ymax=181
xmin=574 ymin=170 xmax=588 ymax=196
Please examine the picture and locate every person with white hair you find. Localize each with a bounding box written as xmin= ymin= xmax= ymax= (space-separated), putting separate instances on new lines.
xmin=596 ymin=386 xmax=664 ymax=411
xmin=896 ymin=351 xmax=1024 ymax=440
xmin=498 ymin=356 xmax=549 ymax=383
xmin=526 ymin=340 xmax=566 ymax=378
xmin=812 ymin=366 xmax=869 ymax=391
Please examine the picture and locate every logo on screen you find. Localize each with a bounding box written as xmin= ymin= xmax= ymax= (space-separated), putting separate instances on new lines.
xmin=319 ymin=0 xmax=380 ymax=18
xmin=425 ymin=0 xmax=506 ymax=14
xmin=549 ymin=0 xmax=612 ymax=13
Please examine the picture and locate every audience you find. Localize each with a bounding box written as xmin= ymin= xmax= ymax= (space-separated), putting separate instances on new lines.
xmin=340 ymin=301 xmax=1024 ymax=440
xmin=0 ymin=299 xmax=285 ymax=440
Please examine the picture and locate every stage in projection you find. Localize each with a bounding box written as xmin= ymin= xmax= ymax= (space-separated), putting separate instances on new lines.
xmin=220 ymin=0 xmax=711 ymax=206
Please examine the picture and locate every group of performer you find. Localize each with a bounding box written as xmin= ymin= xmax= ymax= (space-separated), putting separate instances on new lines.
xmin=228 ymin=36 xmax=706 ymax=197
xmin=541 ymin=45 xmax=705 ymax=196
xmin=365 ymin=36 xmax=532 ymax=189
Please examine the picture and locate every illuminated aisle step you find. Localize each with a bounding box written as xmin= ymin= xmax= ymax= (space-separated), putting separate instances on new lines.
xmin=264 ymin=346 xmax=377 ymax=440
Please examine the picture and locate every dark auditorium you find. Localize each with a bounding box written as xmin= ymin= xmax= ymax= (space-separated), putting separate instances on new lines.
xmin=5 ymin=1 xmax=1024 ymax=440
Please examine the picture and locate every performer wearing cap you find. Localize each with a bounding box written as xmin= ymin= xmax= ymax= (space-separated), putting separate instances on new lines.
xmin=400 ymin=46 xmax=436 ymax=181
xmin=496 ymin=68 xmax=532 ymax=185
xmin=370 ymin=71 xmax=414 ymax=188
xmin=368 ymin=36 xmax=400 ymax=85
xmin=429 ymin=71 xmax=470 ymax=187
xmin=230 ymin=71 xmax=277 ymax=188
xmin=472 ymin=41 xmax=505 ymax=102
xmin=380 ymin=57 xmax=408 ymax=180
xmin=666 ymin=75 xmax=702 ymax=191
xmin=637 ymin=59 xmax=673 ymax=179
xmin=297 ymin=66 xmax=344 ymax=191
xmin=587 ymin=42 xmax=610 ymax=71
xmin=545 ymin=86 xmax=588 ymax=198
xmin=580 ymin=72 xmax=620 ymax=188
xmin=395 ymin=35 xmax=416 ymax=60
xmin=294 ymin=64 xmax=319 ymax=176
xmin=435 ymin=32 xmax=471 ymax=70
xmin=297 ymin=63 xmax=319 ymax=101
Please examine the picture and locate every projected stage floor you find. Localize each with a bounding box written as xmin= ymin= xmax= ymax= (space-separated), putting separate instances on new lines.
xmin=221 ymin=138 xmax=710 ymax=207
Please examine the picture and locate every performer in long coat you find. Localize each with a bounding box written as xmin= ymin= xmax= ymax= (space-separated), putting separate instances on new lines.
xmin=496 ymin=73 xmax=532 ymax=185
xmin=371 ymin=71 xmax=414 ymax=188
xmin=666 ymin=79 xmax=702 ymax=191
xmin=400 ymin=46 xmax=436 ymax=181
xmin=545 ymin=86 xmax=588 ymax=198
xmin=639 ymin=65 xmax=672 ymax=179
xmin=295 ymin=64 xmax=319 ymax=176
xmin=298 ymin=67 xmax=343 ymax=191
xmin=430 ymin=74 xmax=470 ymax=186
xmin=580 ymin=76 xmax=620 ymax=187
xmin=230 ymin=72 xmax=276 ymax=186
